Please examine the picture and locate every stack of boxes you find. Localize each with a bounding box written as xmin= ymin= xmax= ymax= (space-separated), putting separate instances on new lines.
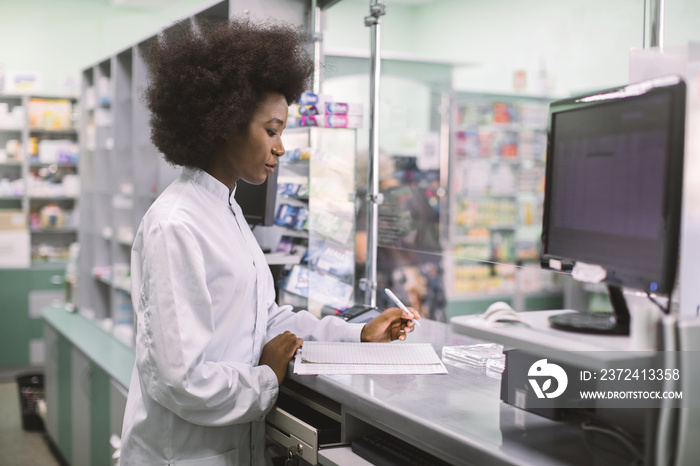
xmin=288 ymin=92 xmax=363 ymax=128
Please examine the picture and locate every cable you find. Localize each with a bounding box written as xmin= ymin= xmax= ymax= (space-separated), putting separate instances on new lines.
xmin=580 ymin=419 xmax=644 ymax=462
xmin=646 ymin=291 xmax=669 ymax=314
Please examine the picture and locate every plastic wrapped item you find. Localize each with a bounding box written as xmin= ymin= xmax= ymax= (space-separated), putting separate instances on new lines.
xmin=485 ymin=355 xmax=506 ymax=380
xmin=486 ymin=354 xmax=506 ymax=372
xmin=441 ymin=343 xmax=504 ymax=368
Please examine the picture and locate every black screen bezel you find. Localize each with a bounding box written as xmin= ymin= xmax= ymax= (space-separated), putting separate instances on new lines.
xmin=540 ymin=77 xmax=686 ymax=295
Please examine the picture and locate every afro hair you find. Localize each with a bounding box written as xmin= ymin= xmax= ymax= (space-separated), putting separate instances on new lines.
xmin=142 ymin=17 xmax=314 ymax=168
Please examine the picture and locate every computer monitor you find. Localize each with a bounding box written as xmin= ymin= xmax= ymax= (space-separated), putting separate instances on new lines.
xmin=540 ymin=75 xmax=686 ymax=334
xmin=233 ymin=168 xmax=279 ymax=226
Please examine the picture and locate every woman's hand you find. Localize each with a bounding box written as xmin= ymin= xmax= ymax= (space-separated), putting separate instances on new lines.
xmin=259 ymin=331 xmax=303 ymax=385
xmin=360 ymin=307 xmax=420 ymax=342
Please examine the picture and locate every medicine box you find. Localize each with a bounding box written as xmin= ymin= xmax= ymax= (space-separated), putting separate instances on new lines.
xmin=0 ymin=210 xmax=26 ymax=231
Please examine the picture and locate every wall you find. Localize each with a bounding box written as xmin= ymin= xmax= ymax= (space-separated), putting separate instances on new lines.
xmin=0 ymin=0 xmax=213 ymax=96
xmin=325 ymin=0 xmax=700 ymax=97
xmin=3 ymin=0 xmax=700 ymax=98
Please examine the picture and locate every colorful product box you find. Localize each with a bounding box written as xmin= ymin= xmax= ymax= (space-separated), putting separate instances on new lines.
xmin=285 ymin=147 xmax=315 ymax=162
xmin=274 ymin=204 xmax=309 ymax=230
xmin=293 ymin=102 xmax=363 ymax=117
xmin=299 ymin=114 xmax=362 ymax=129
xmin=298 ymin=92 xmax=331 ymax=105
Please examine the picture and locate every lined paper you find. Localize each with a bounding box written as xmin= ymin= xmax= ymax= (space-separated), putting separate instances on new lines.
xmin=293 ymin=341 xmax=448 ymax=375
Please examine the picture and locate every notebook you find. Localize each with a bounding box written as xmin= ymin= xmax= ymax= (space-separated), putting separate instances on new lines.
xmin=293 ymin=341 xmax=448 ymax=375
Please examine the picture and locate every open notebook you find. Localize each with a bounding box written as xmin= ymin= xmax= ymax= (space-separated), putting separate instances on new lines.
xmin=293 ymin=341 xmax=448 ymax=375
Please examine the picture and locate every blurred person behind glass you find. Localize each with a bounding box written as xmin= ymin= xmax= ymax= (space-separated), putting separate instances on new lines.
xmin=355 ymin=149 xmax=445 ymax=321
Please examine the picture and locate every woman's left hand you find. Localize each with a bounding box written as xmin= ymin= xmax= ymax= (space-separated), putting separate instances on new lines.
xmin=360 ymin=307 xmax=420 ymax=342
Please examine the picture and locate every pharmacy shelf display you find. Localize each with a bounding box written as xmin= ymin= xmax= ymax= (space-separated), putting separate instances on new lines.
xmin=74 ymin=1 xmax=360 ymax=344
xmin=272 ymin=127 xmax=358 ymax=317
xmin=78 ymin=43 xmax=182 ymax=345
xmin=446 ymin=93 xmax=561 ymax=302
xmin=0 ymin=94 xmax=79 ymax=267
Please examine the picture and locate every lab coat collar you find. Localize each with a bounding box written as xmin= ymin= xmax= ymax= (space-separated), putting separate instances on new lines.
xmin=181 ymin=166 xmax=236 ymax=205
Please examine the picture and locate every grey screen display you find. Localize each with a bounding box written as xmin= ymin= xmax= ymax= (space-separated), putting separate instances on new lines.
xmin=546 ymin=93 xmax=671 ymax=277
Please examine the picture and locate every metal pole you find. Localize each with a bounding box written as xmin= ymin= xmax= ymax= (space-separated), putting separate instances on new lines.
xmin=363 ymin=1 xmax=386 ymax=307
xmin=438 ymin=92 xmax=451 ymax=242
xmin=649 ymin=0 xmax=665 ymax=50
xmin=310 ymin=0 xmax=322 ymax=94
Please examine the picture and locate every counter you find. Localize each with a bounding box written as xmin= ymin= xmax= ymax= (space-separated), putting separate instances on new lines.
xmin=42 ymin=307 xmax=632 ymax=465
xmin=286 ymin=319 xmax=635 ymax=465
xmin=43 ymin=305 xmax=134 ymax=387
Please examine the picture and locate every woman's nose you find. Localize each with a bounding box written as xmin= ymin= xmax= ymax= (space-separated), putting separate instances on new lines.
xmin=272 ymin=143 xmax=285 ymax=157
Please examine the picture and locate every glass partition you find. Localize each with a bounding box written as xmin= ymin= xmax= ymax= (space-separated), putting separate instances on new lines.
xmin=322 ymin=55 xmax=450 ymax=320
xmin=322 ymin=0 xmax=697 ymax=322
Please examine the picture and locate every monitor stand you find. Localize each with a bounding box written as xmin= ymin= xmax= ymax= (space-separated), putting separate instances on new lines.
xmin=548 ymin=285 xmax=630 ymax=335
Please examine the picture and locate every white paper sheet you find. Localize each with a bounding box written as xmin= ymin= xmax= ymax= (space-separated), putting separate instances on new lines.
xmin=293 ymin=341 xmax=448 ymax=375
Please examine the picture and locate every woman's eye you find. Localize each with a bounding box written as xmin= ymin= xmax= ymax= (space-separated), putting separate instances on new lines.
xmin=266 ymin=129 xmax=276 ymax=137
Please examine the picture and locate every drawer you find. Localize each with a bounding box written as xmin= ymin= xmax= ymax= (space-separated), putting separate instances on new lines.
xmin=266 ymin=390 xmax=342 ymax=465
xmin=266 ymin=410 xmax=318 ymax=464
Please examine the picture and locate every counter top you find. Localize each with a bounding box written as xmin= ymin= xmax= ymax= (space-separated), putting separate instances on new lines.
xmin=42 ymin=306 xmax=634 ymax=465
xmin=287 ymin=319 xmax=634 ymax=466
xmin=42 ymin=306 xmax=135 ymax=388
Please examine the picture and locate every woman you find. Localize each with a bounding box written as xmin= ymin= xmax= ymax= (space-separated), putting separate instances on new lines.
xmin=120 ymin=17 xmax=419 ymax=465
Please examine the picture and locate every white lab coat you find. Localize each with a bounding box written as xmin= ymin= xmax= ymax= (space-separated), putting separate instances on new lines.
xmin=120 ymin=167 xmax=362 ymax=465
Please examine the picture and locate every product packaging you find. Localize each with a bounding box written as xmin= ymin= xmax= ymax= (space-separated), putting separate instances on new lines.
xmin=292 ymin=102 xmax=363 ymax=117
xmin=274 ymin=204 xmax=309 ymax=230
xmin=299 ymin=114 xmax=362 ymax=128
xmin=311 ymin=241 xmax=354 ymax=280
xmin=298 ymin=92 xmax=331 ymax=105
xmin=441 ymin=343 xmax=504 ymax=368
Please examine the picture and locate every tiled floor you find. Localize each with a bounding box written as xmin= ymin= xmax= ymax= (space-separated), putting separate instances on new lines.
xmin=0 ymin=375 xmax=61 ymax=466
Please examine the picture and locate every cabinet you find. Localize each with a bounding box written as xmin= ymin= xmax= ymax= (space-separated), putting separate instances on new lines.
xmin=43 ymin=323 xmax=72 ymax=463
xmin=0 ymin=264 xmax=65 ymax=368
xmin=0 ymin=268 xmax=30 ymax=366
xmin=43 ymin=309 xmax=133 ymax=466
xmin=0 ymin=94 xmax=79 ymax=266
xmin=446 ymin=93 xmax=562 ymax=317
xmin=266 ymin=127 xmax=358 ymax=316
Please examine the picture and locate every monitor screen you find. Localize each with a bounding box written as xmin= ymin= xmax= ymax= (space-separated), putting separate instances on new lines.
xmin=541 ymin=76 xmax=686 ymax=295
xmin=233 ymin=168 xmax=279 ymax=226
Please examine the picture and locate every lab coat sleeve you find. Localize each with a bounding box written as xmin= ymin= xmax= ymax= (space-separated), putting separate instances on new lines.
xmin=265 ymin=300 xmax=364 ymax=343
xmin=135 ymin=219 xmax=277 ymax=427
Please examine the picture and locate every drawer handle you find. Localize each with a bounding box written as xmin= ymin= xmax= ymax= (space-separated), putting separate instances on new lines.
xmin=50 ymin=275 xmax=64 ymax=285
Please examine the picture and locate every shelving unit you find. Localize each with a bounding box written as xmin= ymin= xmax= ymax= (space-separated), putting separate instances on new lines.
xmin=0 ymin=95 xmax=25 ymax=221
xmin=0 ymin=95 xmax=80 ymax=368
xmin=265 ymin=127 xmax=358 ymax=317
xmin=0 ymin=94 xmax=79 ymax=266
xmin=445 ymin=93 xmax=562 ymax=317
xmin=76 ymin=2 xmax=230 ymax=345
xmin=78 ymin=49 xmax=177 ymax=343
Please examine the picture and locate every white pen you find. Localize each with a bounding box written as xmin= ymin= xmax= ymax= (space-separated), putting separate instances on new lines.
xmin=384 ymin=288 xmax=421 ymax=327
